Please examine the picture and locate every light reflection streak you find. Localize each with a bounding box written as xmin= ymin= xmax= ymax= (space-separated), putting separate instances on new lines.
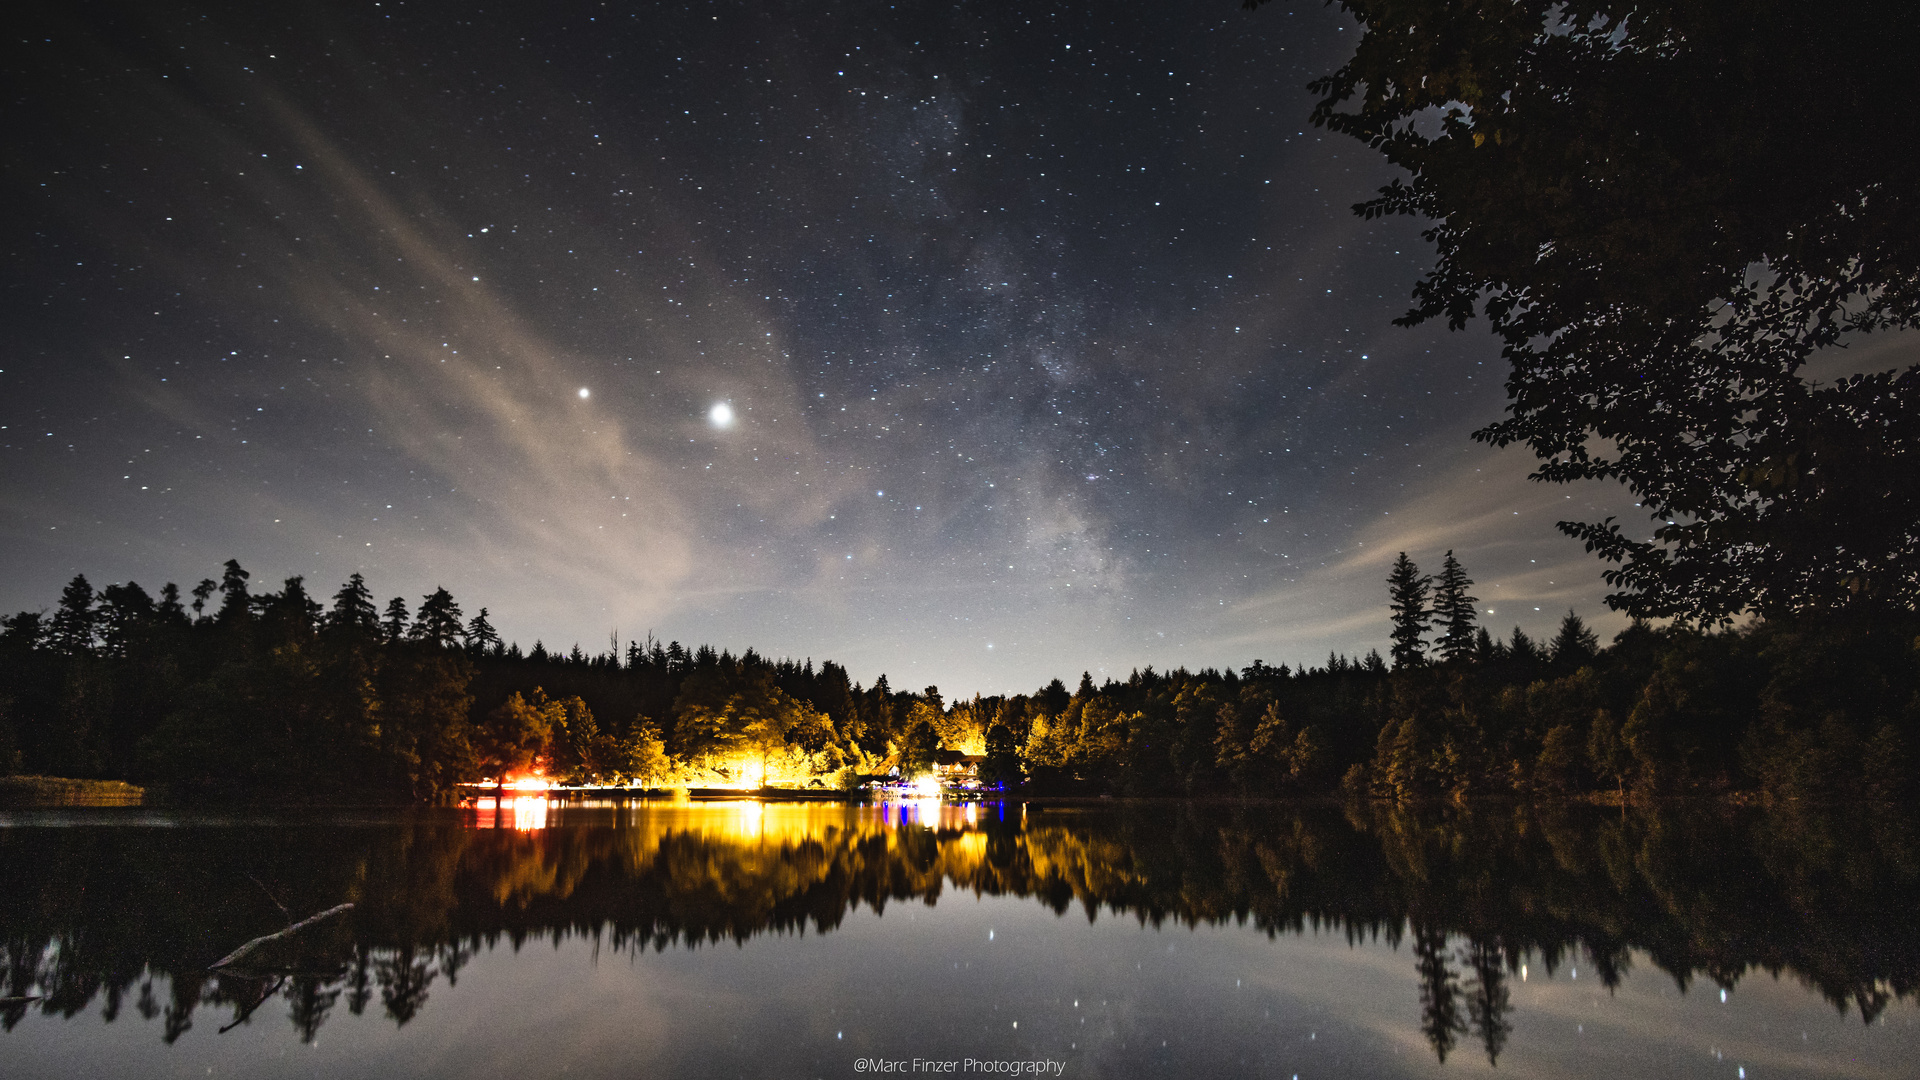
xmin=460 ymin=795 xmax=1004 ymax=841
xmin=468 ymin=795 xmax=551 ymax=830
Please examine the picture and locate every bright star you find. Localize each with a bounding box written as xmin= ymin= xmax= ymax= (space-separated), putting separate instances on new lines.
xmin=577 ymin=388 xmax=590 ymax=399
xmin=709 ymin=402 xmax=735 ymax=428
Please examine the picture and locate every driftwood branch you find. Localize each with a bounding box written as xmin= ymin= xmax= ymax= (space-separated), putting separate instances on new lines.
xmin=209 ymin=904 xmax=354 ymax=971
xmin=247 ymin=873 xmax=292 ymax=923
xmin=218 ymin=976 xmax=286 ymax=1033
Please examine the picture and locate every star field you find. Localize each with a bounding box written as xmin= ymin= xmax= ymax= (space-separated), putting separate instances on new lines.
xmin=0 ymin=0 xmax=1634 ymax=692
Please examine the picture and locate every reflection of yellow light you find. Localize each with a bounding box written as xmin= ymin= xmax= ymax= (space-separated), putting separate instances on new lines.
xmin=511 ymin=795 xmax=548 ymax=830
xmin=730 ymin=799 xmax=766 ymax=839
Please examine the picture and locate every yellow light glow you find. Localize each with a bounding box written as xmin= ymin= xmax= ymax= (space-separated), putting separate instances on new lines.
xmin=913 ymin=776 xmax=941 ymax=798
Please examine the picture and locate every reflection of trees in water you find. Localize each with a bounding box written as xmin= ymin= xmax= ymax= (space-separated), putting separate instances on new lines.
xmin=2 ymin=801 xmax=1917 ymax=1059
xmin=1461 ymin=938 xmax=1512 ymax=1066
xmin=1405 ymin=928 xmax=1512 ymax=1065
xmin=1413 ymin=926 xmax=1465 ymax=1063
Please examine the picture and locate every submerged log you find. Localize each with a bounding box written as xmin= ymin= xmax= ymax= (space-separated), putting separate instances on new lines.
xmin=209 ymin=903 xmax=354 ymax=971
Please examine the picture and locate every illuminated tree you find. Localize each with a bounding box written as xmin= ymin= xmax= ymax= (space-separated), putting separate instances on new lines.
xmin=673 ymin=663 xmax=830 ymax=785
xmin=980 ymin=722 xmax=1022 ymax=787
xmin=620 ymin=721 xmax=672 ymax=787
xmin=901 ymin=719 xmax=940 ymax=778
xmin=478 ymin=689 xmax=558 ymax=778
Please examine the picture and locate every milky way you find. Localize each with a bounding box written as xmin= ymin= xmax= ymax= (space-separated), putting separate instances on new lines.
xmin=1 ymin=1 xmax=1637 ymax=693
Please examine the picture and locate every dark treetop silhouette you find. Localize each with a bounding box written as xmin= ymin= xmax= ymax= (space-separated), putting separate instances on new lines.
xmin=1269 ymin=0 xmax=1920 ymax=621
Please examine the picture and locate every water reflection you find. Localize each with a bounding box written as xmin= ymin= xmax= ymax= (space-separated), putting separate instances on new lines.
xmin=2 ymin=799 xmax=1917 ymax=1071
xmin=469 ymin=795 xmax=551 ymax=831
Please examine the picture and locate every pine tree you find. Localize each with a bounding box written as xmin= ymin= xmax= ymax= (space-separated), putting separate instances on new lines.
xmin=411 ymin=587 xmax=464 ymax=647
xmin=49 ymin=575 xmax=98 ymax=656
xmin=190 ymin=578 xmax=216 ymax=621
xmin=464 ymin=607 xmax=501 ymax=655
xmin=1387 ymin=552 xmax=1433 ymax=669
xmin=1430 ymin=550 xmax=1479 ymax=663
xmin=1471 ymin=626 xmax=1502 ymax=663
xmin=1549 ymin=609 xmax=1601 ymax=669
xmin=156 ymin=582 xmax=189 ymax=626
xmin=257 ymin=576 xmax=320 ymax=644
xmin=382 ymin=597 xmax=411 ymax=643
xmin=329 ymin=573 xmax=380 ymax=634
xmin=215 ymin=560 xmax=252 ymax=625
xmin=1508 ymin=626 xmax=1542 ymax=666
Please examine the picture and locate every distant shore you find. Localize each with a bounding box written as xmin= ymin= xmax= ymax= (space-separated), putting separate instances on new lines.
xmin=0 ymin=775 xmax=144 ymax=807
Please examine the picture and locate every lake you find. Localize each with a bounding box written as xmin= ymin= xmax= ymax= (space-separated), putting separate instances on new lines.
xmin=3 ymin=798 xmax=1916 ymax=1078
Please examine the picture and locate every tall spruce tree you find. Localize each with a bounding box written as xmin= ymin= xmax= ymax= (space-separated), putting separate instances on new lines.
xmin=1548 ymin=610 xmax=1601 ymax=669
xmin=411 ymin=587 xmax=464 ymax=647
xmin=328 ymin=573 xmax=380 ymax=634
xmin=1386 ymin=552 xmax=1433 ymax=669
xmin=156 ymin=582 xmax=189 ymax=626
xmin=1430 ymin=550 xmax=1479 ymax=663
xmin=49 ymin=575 xmax=98 ymax=656
xmin=215 ymin=559 xmax=252 ymax=625
xmin=382 ymin=597 xmax=411 ymax=643
xmin=464 ymin=607 xmax=501 ymax=655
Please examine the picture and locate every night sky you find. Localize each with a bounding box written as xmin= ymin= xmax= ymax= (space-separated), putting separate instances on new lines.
xmin=3 ymin=0 xmax=1638 ymax=694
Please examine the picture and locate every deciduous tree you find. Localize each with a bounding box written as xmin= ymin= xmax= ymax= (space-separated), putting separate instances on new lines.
xmin=1273 ymin=0 xmax=1920 ymax=620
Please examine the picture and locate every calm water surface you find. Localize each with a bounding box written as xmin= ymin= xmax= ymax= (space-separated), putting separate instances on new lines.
xmin=3 ymin=799 xmax=1917 ymax=1078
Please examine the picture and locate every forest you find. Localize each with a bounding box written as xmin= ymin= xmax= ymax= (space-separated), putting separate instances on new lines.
xmin=0 ymin=554 xmax=1915 ymax=803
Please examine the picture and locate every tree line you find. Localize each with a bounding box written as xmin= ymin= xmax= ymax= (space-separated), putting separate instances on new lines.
xmin=1 ymin=555 xmax=1914 ymax=801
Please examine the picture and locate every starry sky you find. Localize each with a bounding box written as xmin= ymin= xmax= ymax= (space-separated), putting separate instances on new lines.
xmin=2 ymin=0 xmax=1642 ymax=694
